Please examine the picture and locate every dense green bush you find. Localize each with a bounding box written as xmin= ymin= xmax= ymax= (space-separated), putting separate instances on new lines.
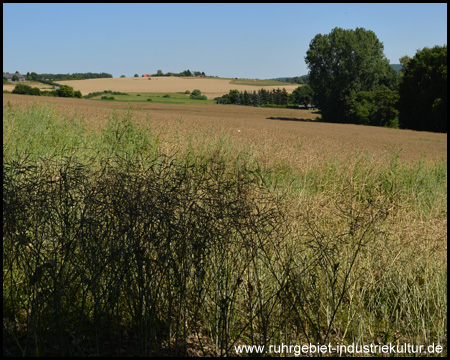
xmin=56 ymin=85 xmax=75 ymax=97
xmin=41 ymin=90 xmax=58 ymax=97
xmin=12 ymin=83 xmax=41 ymax=96
xmin=189 ymin=89 xmax=207 ymax=100
xmin=11 ymin=83 xmax=82 ymax=99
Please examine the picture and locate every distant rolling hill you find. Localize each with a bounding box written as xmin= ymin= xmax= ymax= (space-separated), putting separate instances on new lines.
xmin=390 ymin=64 xmax=404 ymax=73
xmin=267 ymin=75 xmax=309 ymax=84
xmin=270 ymin=65 xmax=404 ymax=83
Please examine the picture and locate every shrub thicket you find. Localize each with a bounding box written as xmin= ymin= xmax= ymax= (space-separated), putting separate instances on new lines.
xmin=84 ymin=90 xmax=129 ymax=99
xmin=189 ymin=89 xmax=207 ymax=100
xmin=12 ymin=83 xmax=41 ymax=96
xmin=11 ymin=84 xmax=82 ymax=99
xmin=56 ymin=85 xmax=75 ymax=97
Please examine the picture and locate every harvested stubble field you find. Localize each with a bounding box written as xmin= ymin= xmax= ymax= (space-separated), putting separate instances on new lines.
xmin=3 ymin=93 xmax=447 ymax=357
xmin=56 ymin=76 xmax=301 ymax=98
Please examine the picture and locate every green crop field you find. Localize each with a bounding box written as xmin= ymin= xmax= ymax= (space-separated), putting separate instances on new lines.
xmin=91 ymin=91 xmax=217 ymax=104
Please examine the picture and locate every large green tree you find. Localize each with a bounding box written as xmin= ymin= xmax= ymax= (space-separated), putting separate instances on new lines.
xmin=398 ymin=45 xmax=447 ymax=133
xmin=305 ymin=27 xmax=398 ymax=123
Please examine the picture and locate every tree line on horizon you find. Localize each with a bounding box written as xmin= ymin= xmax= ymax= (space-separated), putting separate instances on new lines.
xmin=270 ymin=75 xmax=309 ymax=84
xmin=24 ymin=72 xmax=113 ymax=83
xmin=152 ymin=69 xmax=206 ymax=77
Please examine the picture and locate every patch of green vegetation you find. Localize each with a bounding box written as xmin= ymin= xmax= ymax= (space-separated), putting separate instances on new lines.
xmin=84 ymin=90 xmax=129 ymax=99
xmin=90 ymin=92 xmax=216 ymax=105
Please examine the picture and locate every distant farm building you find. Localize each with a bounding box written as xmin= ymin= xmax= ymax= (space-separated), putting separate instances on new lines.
xmin=3 ymin=72 xmax=26 ymax=81
xmin=142 ymin=74 xmax=152 ymax=77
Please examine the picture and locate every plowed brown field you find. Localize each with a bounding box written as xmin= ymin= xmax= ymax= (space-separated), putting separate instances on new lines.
xmin=3 ymin=93 xmax=446 ymax=167
xmin=55 ymin=76 xmax=301 ymax=98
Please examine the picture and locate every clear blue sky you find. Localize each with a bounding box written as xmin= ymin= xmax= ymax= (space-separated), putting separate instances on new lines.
xmin=3 ymin=3 xmax=447 ymax=79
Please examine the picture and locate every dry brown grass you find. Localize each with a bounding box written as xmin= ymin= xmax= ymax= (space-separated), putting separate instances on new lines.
xmin=4 ymin=93 xmax=446 ymax=167
xmin=55 ymin=76 xmax=301 ymax=98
